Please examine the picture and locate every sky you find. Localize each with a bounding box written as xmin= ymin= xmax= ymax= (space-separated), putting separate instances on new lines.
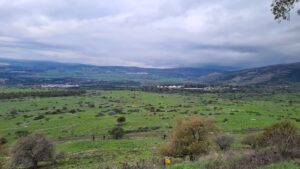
xmin=0 ymin=0 xmax=299 ymax=68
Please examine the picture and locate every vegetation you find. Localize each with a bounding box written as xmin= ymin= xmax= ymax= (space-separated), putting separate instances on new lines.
xmin=10 ymin=133 xmax=54 ymax=169
xmin=109 ymin=127 xmax=125 ymax=139
xmin=0 ymin=87 xmax=300 ymax=168
xmin=256 ymin=120 xmax=300 ymax=154
xmin=0 ymin=137 xmax=7 ymax=145
xmin=241 ymin=134 xmax=259 ymax=149
xmin=203 ymin=121 xmax=300 ymax=169
xmin=271 ymin=0 xmax=300 ymax=21
xmin=117 ymin=116 xmax=126 ymax=125
xmin=0 ymin=90 xmax=86 ymax=100
xmin=160 ymin=116 xmax=216 ymax=160
xmin=214 ymin=134 xmax=234 ymax=151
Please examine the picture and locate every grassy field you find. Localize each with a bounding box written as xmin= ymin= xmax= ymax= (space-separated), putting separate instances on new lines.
xmin=0 ymin=88 xmax=300 ymax=168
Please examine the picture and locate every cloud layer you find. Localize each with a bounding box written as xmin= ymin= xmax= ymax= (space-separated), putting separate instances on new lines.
xmin=0 ymin=0 xmax=299 ymax=68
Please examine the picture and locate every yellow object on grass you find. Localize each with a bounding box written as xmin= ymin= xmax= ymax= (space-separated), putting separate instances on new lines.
xmin=165 ymin=158 xmax=171 ymax=165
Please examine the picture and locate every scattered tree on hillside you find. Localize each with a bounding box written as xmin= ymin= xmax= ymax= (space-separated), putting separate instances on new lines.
xmin=10 ymin=133 xmax=54 ymax=169
xmin=109 ymin=127 xmax=125 ymax=139
xmin=159 ymin=116 xmax=216 ymax=160
xmin=271 ymin=0 xmax=300 ymax=21
xmin=214 ymin=134 xmax=234 ymax=151
xmin=256 ymin=120 xmax=300 ymax=154
xmin=116 ymin=116 xmax=126 ymax=125
xmin=0 ymin=137 xmax=7 ymax=145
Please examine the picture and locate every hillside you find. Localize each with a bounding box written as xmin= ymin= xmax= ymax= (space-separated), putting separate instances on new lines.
xmin=0 ymin=58 xmax=232 ymax=86
xmin=199 ymin=62 xmax=300 ymax=85
xmin=1 ymin=58 xmax=300 ymax=86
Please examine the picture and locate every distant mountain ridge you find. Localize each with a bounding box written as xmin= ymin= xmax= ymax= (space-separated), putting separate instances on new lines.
xmin=199 ymin=62 xmax=300 ymax=85
xmin=0 ymin=58 xmax=299 ymax=86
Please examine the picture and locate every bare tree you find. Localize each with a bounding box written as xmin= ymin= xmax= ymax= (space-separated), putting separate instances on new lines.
xmin=214 ymin=134 xmax=234 ymax=151
xmin=10 ymin=133 xmax=54 ymax=169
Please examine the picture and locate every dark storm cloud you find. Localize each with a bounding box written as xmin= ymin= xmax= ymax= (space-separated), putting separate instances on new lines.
xmin=0 ymin=0 xmax=299 ymax=68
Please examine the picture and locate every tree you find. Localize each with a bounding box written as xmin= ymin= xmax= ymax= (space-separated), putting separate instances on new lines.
xmin=214 ymin=134 xmax=234 ymax=151
xmin=109 ymin=127 xmax=125 ymax=139
xmin=0 ymin=137 xmax=7 ymax=145
xmin=116 ymin=116 xmax=126 ymax=125
xmin=256 ymin=121 xmax=300 ymax=154
xmin=271 ymin=0 xmax=300 ymax=21
xmin=10 ymin=133 xmax=54 ymax=169
xmin=159 ymin=116 xmax=216 ymax=160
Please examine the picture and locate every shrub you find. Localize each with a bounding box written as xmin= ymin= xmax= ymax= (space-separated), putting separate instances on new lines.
xmin=256 ymin=121 xmax=300 ymax=154
xmin=33 ymin=115 xmax=45 ymax=120
xmin=10 ymin=133 xmax=54 ymax=169
xmin=109 ymin=127 xmax=125 ymax=139
xmin=0 ymin=158 xmax=4 ymax=169
xmin=69 ymin=109 xmax=77 ymax=114
xmin=96 ymin=112 xmax=105 ymax=117
xmin=117 ymin=116 xmax=126 ymax=124
xmin=159 ymin=116 xmax=216 ymax=160
xmin=214 ymin=134 xmax=234 ymax=151
xmin=15 ymin=130 xmax=30 ymax=138
xmin=0 ymin=137 xmax=7 ymax=145
xmin=241 ymin=134 xmax=259 ymax=149
xmin=204 ymin=148 xmax=286 ymax=169
xmin=55 ymin=151 xmax=67 ymax=160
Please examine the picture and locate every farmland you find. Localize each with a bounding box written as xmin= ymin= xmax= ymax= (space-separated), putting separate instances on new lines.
xmin=0 ymin=87 xmax=300 ymax=168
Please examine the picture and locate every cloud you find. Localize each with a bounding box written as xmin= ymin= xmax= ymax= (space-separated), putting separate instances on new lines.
xmin=0 ymin=0 xmax=299 ymax=68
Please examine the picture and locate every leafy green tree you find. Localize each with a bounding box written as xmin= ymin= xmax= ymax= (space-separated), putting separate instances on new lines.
xmin=116 ymin=116 xmax=126 ymax=125
xmin=271 ymin=0 xmax=299 ymax=21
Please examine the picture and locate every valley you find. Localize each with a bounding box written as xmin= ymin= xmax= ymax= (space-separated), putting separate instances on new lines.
xmin=0 ymin=87 xmax=299 ymax=168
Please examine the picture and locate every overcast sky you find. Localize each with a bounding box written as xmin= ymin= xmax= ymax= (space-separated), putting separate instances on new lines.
xmin=0 ymin=0 xmax=299 ymax=68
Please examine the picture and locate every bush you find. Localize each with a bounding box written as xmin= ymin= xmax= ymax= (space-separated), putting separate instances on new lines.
xmin=55 ymin=151 xmax=67 ymax=160
xmin=214 ymin=134 xmax=234 ymax=151
xmin=95 ymin=112 xmax=105 ymax=117
xmin=0 ymin=137 xmax=7 ymax=145
xmin=241 ymin=134 xmax=259 ymax=149
xmin=0 ymin=159 xmax=4 ymax=169
xmin=159 ymin=116 xmax=216 ymax=160
xmin=15 ymin=130 xmax=30 ymax=138
xmin=109 ymin=127 xmax=125 ymax=139
xmin=204 ymin=148 xmax=286 ymax=169
xmin=10 ymin=133 xmax=54 ymax=169
xmin=204 ymin=121 xmax=300 ymax=169
xmin=117 ymin=116 xmax=126 ymax=124
xmin=256 ymin=121 xmax=300 ymax=154
xmin=33 ymin=115 xmax=45 ymax=120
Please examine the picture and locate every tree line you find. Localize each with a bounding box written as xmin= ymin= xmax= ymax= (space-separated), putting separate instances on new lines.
xmin=0 ymin=90 xmax=86 ymax=100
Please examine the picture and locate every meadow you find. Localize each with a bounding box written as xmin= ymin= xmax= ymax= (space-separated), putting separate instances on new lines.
xmin=0 ymin=87 xmax=299 ymax=168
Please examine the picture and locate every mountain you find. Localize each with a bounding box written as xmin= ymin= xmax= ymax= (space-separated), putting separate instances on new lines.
xmin=199 ymin=62 xmax=300 ymax=85
xmin=0 ymin=58 xmax=232 ymax=86
xmin=1 ymin=58 xmax=299 ymax=86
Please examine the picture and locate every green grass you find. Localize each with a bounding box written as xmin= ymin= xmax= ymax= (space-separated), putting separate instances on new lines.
xmin=170 ymin=161 xmax=210 ymax=169
xmin=264 ymin=161 xmax=300 ymax=169
xmin=1 ymin=88 xmax=300 ymax=168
